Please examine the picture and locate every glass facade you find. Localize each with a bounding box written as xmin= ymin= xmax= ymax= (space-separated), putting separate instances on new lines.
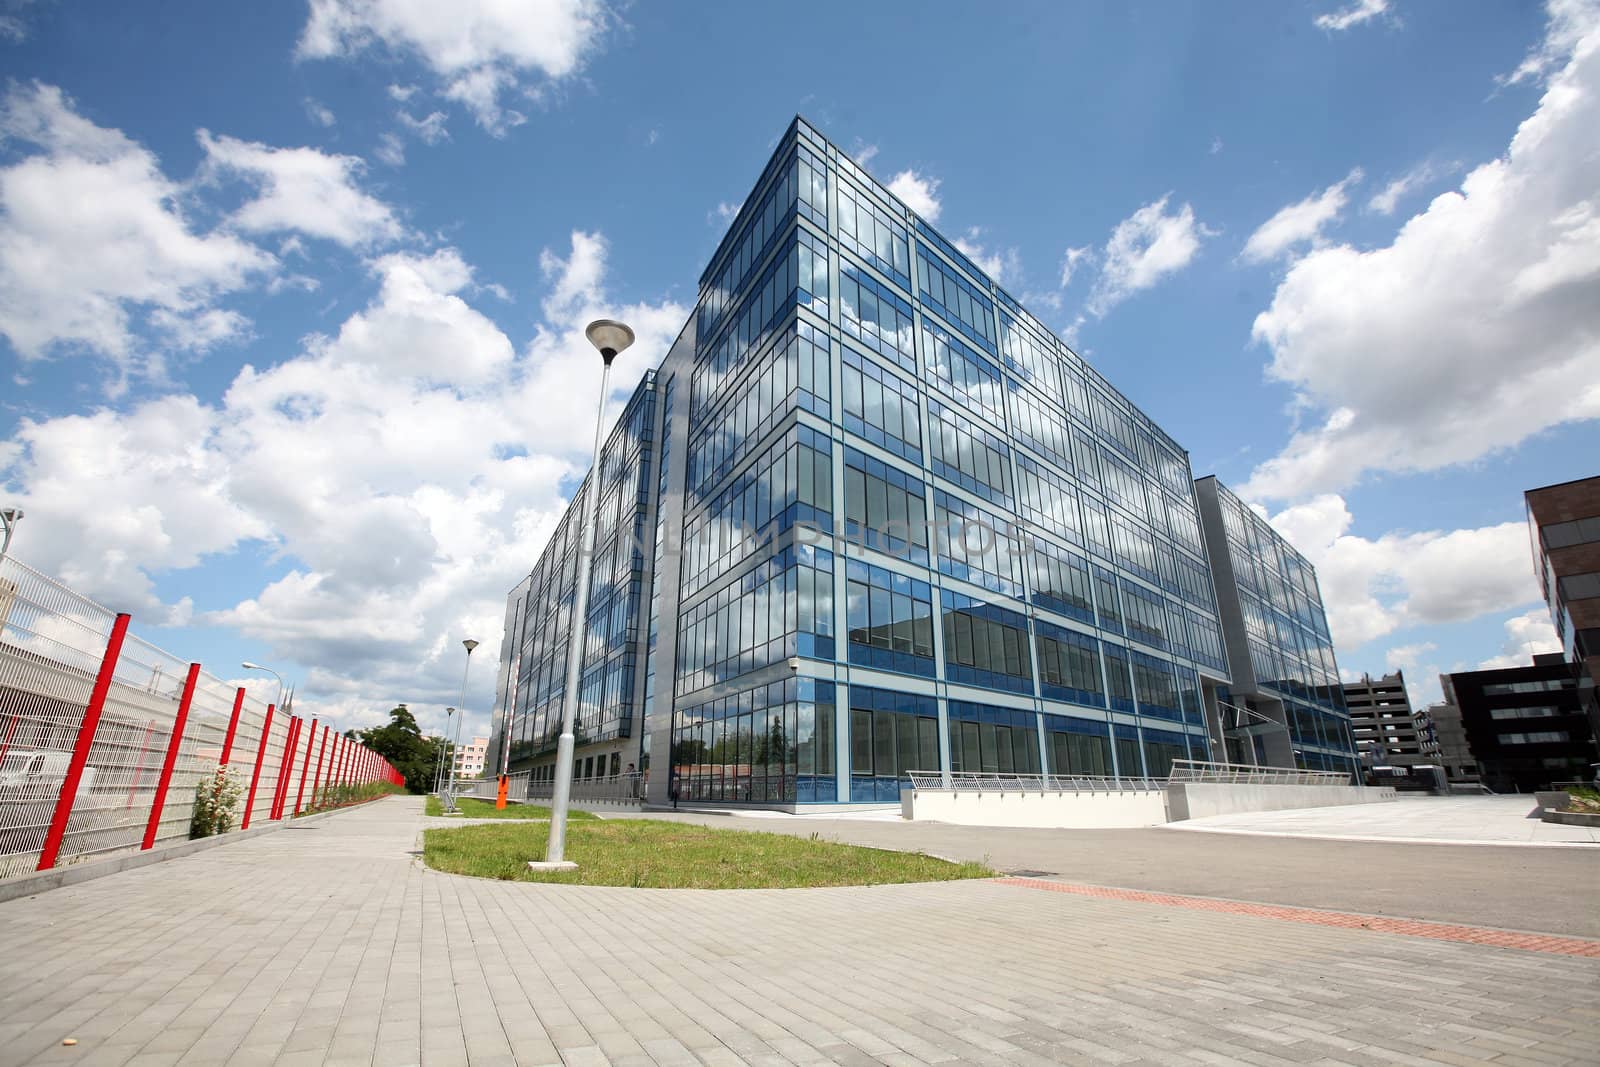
xmin=491 ymin=118 xmax=1355 ymax=802
xmin=1194 ymin=476 xmax=1358 ymax=777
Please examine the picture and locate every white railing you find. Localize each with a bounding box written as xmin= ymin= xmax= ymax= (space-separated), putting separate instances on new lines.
xmin=1167 ymin=759 xmax=1353 ymax=786
xmin=904 ymin=771 xmax=1167 ymax=794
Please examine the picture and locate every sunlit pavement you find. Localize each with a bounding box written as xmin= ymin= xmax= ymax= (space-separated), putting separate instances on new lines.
xmin=1164 ymin=793 xmax=1600 ymax=846
xmin=0 ymin=795 xmax=1596 ymax=1066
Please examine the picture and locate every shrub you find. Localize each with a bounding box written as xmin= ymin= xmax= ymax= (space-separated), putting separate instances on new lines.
xmin=190 ymin=768 xmax=243 ymax=839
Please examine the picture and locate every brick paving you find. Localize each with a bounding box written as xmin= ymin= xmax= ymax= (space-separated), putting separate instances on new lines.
xmin=0 ymin=796 xmax=1596 ymax=1066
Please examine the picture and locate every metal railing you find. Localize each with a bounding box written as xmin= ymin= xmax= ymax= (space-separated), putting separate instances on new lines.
xmin=1167 ymin=759 xmax=1354 ymax=786
xmin=0 ymin=555 xmax=400 ymax=880
xmin=462 ymin=771 xmax=644 ymax=805
xmin=904 ymin=771 xmax=1167 ymax=794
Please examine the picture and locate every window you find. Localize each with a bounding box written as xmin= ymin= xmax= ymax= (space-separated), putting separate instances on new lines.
xmin=922 ymin=321 xmax=1005 ymax=426
xmin=934 ymin=490 xmax=1026 ymax=598
xmin=1015 ymin=454 xmax=1083 ymax=546
xmin=1481 ymin=678 xmax=1576 ymax=695
xmin=836 ymin=179 xmax=911 ymax=289
xmin=1093 ymin=566 xmax=1123 ymax=635
xmin=843 ymin=448 xmax=930 ymax=563
xmin=841 ymin=347 xmax=921 ymax=461
xmin=1102 ymin=641 xmax=1135 ymax=713
xmin=1130 ymin=651 xmax=1181 ymax=720
xmin=1501 ymin=731 xmax=1571 ymax=744
xmin=1488 ymin=705 xmax=1565 ymax=720
xmin=1541 ymin=516 xmax=1600 ymax=549
xmin=997 ymin=303 xmax=1064 ymax=404
xmin=916 ymin=245 xmax=996 ymax=353
xmin=1028 ymin=538 xmax=1095 ymax=625
xmin=672 ymin=677 xmax=833 ymax=804
xmin=1008 ymin=385 xmax=1072 ymax=470
xmin=1121 ymin=580 xmax=1171 ymax=651
xmin=1558 ymin=572 xmax=1600 ymax=600
xmin=1044 ymin=715 xmax=1111 ymax=776
xmin=839 ymin=261 xmax=915 ymax=372
xmin=940 ymin=590 xmax=1034 ymax=694
xmin=848 ymin=687 xmax=938 ymax=801
xmin=1035 ymin=621 xmax=1104 ymax=707
xmin=928 ymin=399 xmax=1012 ymax=505
xmin=948 ymin=701 xmax=1040 ymax=774
xmin=844 ymin=559 xmax=935 ymax=676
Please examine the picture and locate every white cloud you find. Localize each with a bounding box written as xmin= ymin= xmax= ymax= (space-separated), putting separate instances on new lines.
xmin=1 ymin=234 xmax=685 ymax=740
xmin=374 ymin=132 xmax=406 ymax=167
xmin=398 ymin=109 xmax=449 ymax=145
xmin=887 ymin=169 xmax=941 ymax=221
xmin=709 ymin=199 xmax=742 ymax=226
xmin=297 ymin=0 xmax=610 ymax=134
xmin=1244 ymin=2 xmax=1600 ymax=500
xmin=1267 ymin=493 xmax=1545 ymax=651
xmin=1314 ymin=0 xmax=1391 ymax=32
xmin=199 ymin=131 xmax=404 ymax=248
xmin=1086 ymin=195 xmax=1212 ymax=316
xmin=0 ymin=83 xmax=274 ymax=376
xmin=1210 ymin=136 xmax=1224 ymax=155
xmin=303 ymin=98 xmax=337 ymax=127
xmin=1241 ymin=168 xmax=1363 ymax=263
xmin=1059 ymin=245 xmax=1093 ymax=289
xmin=1366 ymin=161 xmax=1448 ymax=215
xmin=953 ymin=228 xmax=1021 ymax=285
xmin=1475 ymin=607 xmax=1563 ymax=670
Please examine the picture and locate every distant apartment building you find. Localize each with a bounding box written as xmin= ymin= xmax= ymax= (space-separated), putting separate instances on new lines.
xmin=1525 ymin=475 xmax=1600 ymax=741
xmin=1443 ymin=655 xmax=1598 ymax=792
xmin=452 ymin=736 xmax=489 ymax=779
xmin=1342 ymin=670 xmax=1438 ymax=770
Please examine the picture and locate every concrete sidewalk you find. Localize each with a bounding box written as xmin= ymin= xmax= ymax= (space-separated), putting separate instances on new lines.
xmin=0 ymin=796 xmax=1595 ymax=1066
xmin=1166 ymin=794 xmax=1600 ymax=846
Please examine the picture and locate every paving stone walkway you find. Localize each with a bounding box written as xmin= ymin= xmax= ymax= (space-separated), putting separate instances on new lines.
xmin=0 ymin=796 xmax=1597 ymax=1066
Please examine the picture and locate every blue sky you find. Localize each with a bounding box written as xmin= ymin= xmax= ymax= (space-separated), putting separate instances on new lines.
xmin=1 ymin=0 xmax=1596 ymax=738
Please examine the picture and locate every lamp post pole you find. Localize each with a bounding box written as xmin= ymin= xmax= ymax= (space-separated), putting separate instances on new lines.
xmin=536 ymin=319 xmax=634 ymax=871
xmin=241 ymin=661 xmax=286 ymax=712
xmin=434 ymin=707 xmax=455 ymax=794
xmin=444 ymin=639 xmax=478 ymax=811
xmin=0 ymin=507 xmax=23 ymax=564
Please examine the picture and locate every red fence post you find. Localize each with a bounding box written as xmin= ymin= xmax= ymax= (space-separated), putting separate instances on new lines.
xmin=241 ymin=703 xmax=275 ymax=830
xmin=219 ymin=687 xmax=246 ymax=767
xmin=273 ymin=717 xmax=299 ymax=820
xmin=37 ymin=613 xmax=132 ymax=871
xmin=293 ymin=717 xmax=317 ymax=815
xmin=141 ymin=662 xmax=200 ymax=851
xmin=310 ymin=726 xmax=328 ymax=808
xmin=323 ymin=734 xmax=340 ymax=806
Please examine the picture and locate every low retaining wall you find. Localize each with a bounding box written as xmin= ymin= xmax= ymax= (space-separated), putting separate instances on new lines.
xmin=901 ymin=787 xmax=1168 ymax=828
xmin=1166 ymin=782 xmax=1395 ymax=821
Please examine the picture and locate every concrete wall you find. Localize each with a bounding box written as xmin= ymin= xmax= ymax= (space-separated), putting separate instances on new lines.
xmin=901 ymin=788 xmax=1169 ymax=829
xmin=1166 ymin=782 xmax=1395 ymax=821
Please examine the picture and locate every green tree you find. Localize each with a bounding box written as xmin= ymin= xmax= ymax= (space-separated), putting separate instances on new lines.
xmin=357 ymin=705 xmax=448 ymax=794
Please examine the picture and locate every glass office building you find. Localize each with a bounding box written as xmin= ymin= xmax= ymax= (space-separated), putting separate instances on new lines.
xmin=491 ymin=118 xmax=1356 ymax=806
xmin=1193 ymin=476 xmax=1358 ymax=776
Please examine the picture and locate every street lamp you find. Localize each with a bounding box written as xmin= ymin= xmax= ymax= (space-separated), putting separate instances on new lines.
xmin=433 ymin=707 xmax=456 ymax=795
xmin=0 ymin=507 xmax=23 ymax=563
xmin=241 ymin=661 xmax=285 ymax=709
xmin=535 ymin=318 xmax=634 ymax=872
xmin=443 ymin=639 xmax=478 ymax=811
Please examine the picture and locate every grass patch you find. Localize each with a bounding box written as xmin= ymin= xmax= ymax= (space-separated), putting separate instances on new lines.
xmin=424 ymin=795 xmax=598 ymax=820
xmin=422 ymin=820 xmax=995 ymax=889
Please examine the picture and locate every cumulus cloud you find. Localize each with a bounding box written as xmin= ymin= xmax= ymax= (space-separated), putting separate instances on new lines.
xmin=887 ymin=169 xmax=941 ymax=221
xmin=1058 ymin=245 xmax=1093 ymax=289
xmin=1314 ymin=0 xmax=1391 ymax=32
xmin=1366 ymin=161 xmax=1448 ymax=215
xmin=1 ymin=235 xmax=686 ymax=739
xmin=199 ymin=132 xmax=404 ymax=248
xmin=953 ymin=228 xmax=1021 ymax=285
xmin=1086 ymin=195 xmax=1212 ymax=316
xmin=1475 ymin=607 xmax=1563 ymax=670
xmin=297 ymin=0 xmax=610 ymax=134
xmin=1240 ymin=168 xmax=1363 ymax=263
xmin=0 ymin=83 xmax=274 ymax=375
xmin=1244 ymin=1 xmax=1600 ymax=501
xmin=1267 ymin=493 xmax=1545 ymax=651
xmin=303 ymin=98 xmax=336 ymax=128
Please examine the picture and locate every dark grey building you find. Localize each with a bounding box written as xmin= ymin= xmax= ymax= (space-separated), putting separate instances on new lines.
xmin=1444 ymin=654 xmax=1598 ymax=793
xmin=1424 ymin=698 xmax=1477 ymax=783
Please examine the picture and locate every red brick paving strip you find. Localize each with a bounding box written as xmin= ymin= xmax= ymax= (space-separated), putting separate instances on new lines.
xmin=997 ymin=877 xmax=1600 ymax=958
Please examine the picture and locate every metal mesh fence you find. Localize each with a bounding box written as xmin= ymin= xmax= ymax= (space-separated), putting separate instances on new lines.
xmin=0 ymin=555 xmax=397 ymax=881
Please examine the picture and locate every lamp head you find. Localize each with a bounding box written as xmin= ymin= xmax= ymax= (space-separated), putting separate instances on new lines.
xmin=242 ymin=661 xmax=263 ymax=671
xmin=584 ymin=319 xmax=635 ymax=365
xmin=0 ymin=508 xmax=21 ymax=523
xmin=462 ymin=639 xmax=479 ymax=653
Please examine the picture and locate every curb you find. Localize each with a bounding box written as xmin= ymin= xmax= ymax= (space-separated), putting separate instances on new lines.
xmin=0 ymin=796 xmax=394 ymax=905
